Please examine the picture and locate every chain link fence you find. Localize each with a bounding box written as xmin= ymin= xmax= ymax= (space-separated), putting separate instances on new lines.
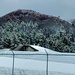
xmin=0 ymin=50 xmax=75 ymax=75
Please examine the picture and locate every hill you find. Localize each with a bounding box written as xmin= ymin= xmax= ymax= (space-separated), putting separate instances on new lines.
xmin=0 ymin=9 xmax=75 ymax=52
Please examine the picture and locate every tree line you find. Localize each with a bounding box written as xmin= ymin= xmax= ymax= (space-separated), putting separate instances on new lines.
xmin=0 ymin=21 xmax=75 ymax=52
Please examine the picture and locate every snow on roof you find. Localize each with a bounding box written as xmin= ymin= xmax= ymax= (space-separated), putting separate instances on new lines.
xmin=30 ymin=45 xmax=60 ymax=54
xmin=0 ymin=45 xmax=75 ymax=55
xmin=30 ymin=45 xmax=75 ymax=55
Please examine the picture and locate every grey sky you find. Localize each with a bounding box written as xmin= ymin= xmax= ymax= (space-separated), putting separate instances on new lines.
xmin=0 ymin=0 xmax=75 ymax=20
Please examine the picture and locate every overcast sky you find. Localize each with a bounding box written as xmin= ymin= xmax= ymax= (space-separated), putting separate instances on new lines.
xmin=0 ymin=0 xmax=75 ymax=20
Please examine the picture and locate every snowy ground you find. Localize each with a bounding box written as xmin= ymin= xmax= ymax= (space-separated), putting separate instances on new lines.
xmin=0 ymin=67 xmax=74 ymax=75
xmin=0 ymin=56 xmax=75 ymax=75
xmin=0 ymin=46 xmax=75 ymax=75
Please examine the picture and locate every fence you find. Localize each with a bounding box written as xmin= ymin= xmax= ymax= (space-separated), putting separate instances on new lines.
xmin=0 ymin=50 xmax=75 ymax=75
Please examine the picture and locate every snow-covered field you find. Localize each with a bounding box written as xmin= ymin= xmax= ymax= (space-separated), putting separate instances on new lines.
xmin=0 ymin=67 xmax=73 ymax=75
xmin=0 ymin=56 xmax=75 ymax=75
xmin=0 ymin=46 xmax=75 ymax=75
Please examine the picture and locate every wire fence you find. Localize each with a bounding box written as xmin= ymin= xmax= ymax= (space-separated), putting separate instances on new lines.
xmin=0 ymin=50 xmax=75 ymax=75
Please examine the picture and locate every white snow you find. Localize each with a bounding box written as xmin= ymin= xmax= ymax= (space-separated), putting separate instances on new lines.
xmin=0 ymin=57 xmax=13 ymax=68
xmin=0 ymin=56 xmax=75 ymax=75
xmin=30 ymin=45 xmax=60 ymax=54
xmin=30 ymin=45 xmax=75 ymax=56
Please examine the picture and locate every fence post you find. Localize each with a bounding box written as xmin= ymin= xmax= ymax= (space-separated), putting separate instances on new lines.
xmin=12 ymin=51 xmax=15 ymax=75
xmin=45 ymin=50 xmax=48 ymax=75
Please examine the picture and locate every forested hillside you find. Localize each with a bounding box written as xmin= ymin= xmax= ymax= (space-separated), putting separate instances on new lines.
xmin=0 ymin=9 xmax=75 ymax=52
